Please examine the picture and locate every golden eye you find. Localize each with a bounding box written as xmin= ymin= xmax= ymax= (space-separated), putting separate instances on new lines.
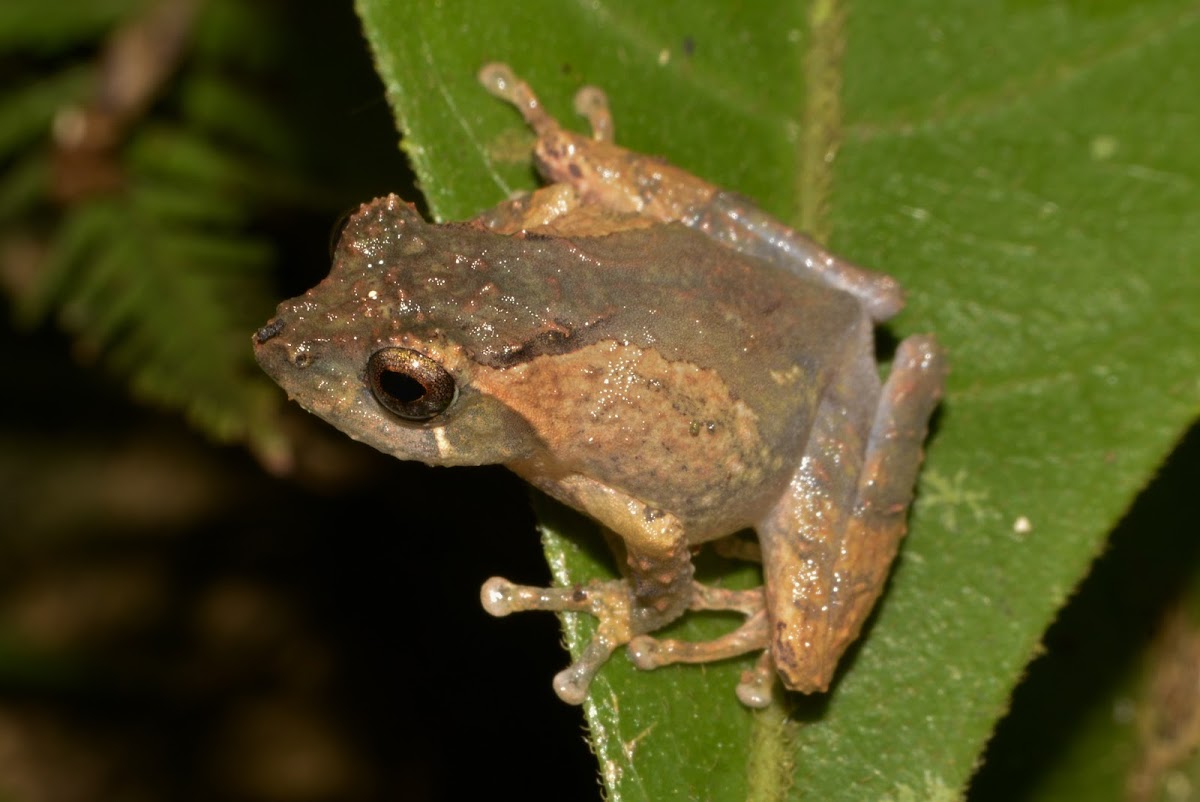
xmin=367 ymin=348 xmax=457 ymax=421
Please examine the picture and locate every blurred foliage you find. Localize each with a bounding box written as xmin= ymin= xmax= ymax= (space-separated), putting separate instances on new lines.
xmin=0 ymin=0 xmax=307 ymax=467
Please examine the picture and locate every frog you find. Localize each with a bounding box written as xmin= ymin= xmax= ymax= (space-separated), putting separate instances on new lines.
xmin=252 ymin=63 xmax=946 ymax=708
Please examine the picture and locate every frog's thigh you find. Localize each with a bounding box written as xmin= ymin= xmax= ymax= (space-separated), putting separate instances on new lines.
xmin=837 ymin=333 xmax=946 ymax=603
xmin=758 ymin=335 xmax=945 ymax=693
xmin=859 ymin=331 xmax=950 ymax=537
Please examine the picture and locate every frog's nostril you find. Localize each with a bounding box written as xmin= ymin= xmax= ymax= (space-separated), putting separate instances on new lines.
xmin=254 ymin=318 xmax=286 ymax=344
xmin=292 ymin=348 xmax=314 ymax=369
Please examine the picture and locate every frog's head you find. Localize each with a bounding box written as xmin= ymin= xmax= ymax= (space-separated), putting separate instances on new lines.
xmin=253 ymin=195 xmax=543 ymax=467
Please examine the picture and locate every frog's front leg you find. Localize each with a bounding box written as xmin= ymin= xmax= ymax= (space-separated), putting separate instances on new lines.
xmin=480 ymin=474 xmax=696 ymax=704
xmin=481 ymin=574 xmax=642 ymax=704
xmin=760 ymin=334 xmax=946 ymax=695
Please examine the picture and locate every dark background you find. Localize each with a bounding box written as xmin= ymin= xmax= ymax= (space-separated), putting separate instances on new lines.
xmin=0 ymin=3 xmax=599 ymax=799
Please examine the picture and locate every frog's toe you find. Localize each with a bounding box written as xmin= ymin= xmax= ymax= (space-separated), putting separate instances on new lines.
xmin=480 ymin=576 xmax=518 ymax=616
xmin=480 ymin=575 xmax=597 ymax=617
xmin=480 ymin=576 xmax=639 ymax=704
xmin=711 ymin=535 xmax=762 ymax=563
xmin=626 ymin=632 xmax=726 ymax=670
xmin=572 ymin=85 xmax=613 ymax=142
xmin=477 ymin=62 xmax=557 ymax=137
xmin=628 ymin=614 xmax=776 ymax=707
xmin=553 ymin=635 xmax=624 ymax=705
xmin=736 ymin=652 xmax=776 ymax=708
xmin=627 ymin=608 xmax=770 ymax=669
xmin=627 ymin=634 xmax=667 ymax=668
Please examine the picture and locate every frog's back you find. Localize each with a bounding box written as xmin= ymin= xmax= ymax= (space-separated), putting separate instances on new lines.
xmin=468 ymin=223 xmax=868 ymax=424
xmin=445 ymin=222 xmax=871 ymax=534
xmin=288 ymin=197 xmax=875 ymax=538
xmin=551 ymin=223 xmax=867 ymax=392
xmin=323 ymin=199 xmax=867 ymax=428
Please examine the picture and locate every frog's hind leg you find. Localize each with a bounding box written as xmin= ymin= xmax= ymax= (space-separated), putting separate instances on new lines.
xmin=828 ymin=333 xmax=946 ymax=645
xmin=693 ymin=192 xmax=905 ymax=322
xmin=758 ymin=333 xmax=945 ymax=695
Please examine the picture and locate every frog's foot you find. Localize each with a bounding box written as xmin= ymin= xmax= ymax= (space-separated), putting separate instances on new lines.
xmin=628 ymin=584 xmax=777 ymax=708
xmin=478 ymin=63 xmax=560 ymax=139
xmin=479 ymin=62 xmax=614 ymax=145
xmin=481 ymin=576 xmax=637 ymax=705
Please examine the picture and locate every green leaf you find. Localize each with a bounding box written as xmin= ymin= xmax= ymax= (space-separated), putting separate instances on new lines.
xmin=971 ymin=427 xmax=1200 ymax=802
xmin=355 ymin=1 xmax=1200 ymax=799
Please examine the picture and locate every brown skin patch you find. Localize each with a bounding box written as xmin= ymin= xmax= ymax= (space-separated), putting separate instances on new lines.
xmin=485 ymin=340 xmax=779 ymax=542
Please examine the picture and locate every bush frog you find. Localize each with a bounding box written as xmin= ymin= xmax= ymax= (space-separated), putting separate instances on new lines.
xmin=253 ymin=64 xmax=946 ymax=707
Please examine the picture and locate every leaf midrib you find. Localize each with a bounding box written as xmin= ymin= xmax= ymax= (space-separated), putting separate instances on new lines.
xmin=745 ymin=1 xmax=847 ymax=800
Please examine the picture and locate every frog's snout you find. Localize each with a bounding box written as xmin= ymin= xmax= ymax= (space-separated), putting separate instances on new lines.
xmin=254 ymin=318 xmax=286 ymax=345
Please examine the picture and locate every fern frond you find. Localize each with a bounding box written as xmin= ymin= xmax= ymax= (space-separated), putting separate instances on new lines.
xmin=2 ymin=0 xmax=310 ymax=470
xmin=0 ymin=0 xmax=135 ymax=51
xmin=0 ymin=152 xmax=50 ymax=220
xmin=179 ymin=73 xmax=296 ymax=160
xmin=0 ymin=66 xmax=92 ymax=158
xmin=34 ymin=182 xmax=286 ymax=459
xmin=17 ymin=201 xmax=114 ymax=325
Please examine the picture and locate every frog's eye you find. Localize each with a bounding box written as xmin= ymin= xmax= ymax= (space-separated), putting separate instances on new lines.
xmin=367 ymin=348 xmax=457 ymax=421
